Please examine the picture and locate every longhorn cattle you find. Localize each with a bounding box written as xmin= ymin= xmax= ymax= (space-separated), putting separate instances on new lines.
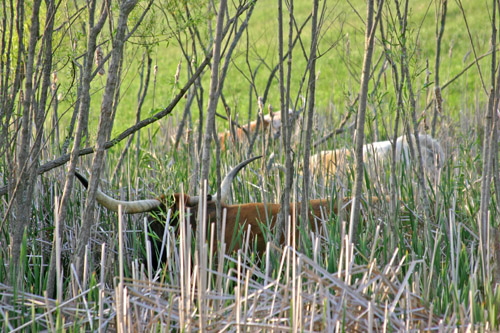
xmin=218 ymin=112 xmax=282 ymax=151
xmin=310 ymin=134 xmax=445 ymax=180
xmin=218 ymin=102 xmax=303 ymax=151
xmin=75 ymin=157 xmax=381 ymax=267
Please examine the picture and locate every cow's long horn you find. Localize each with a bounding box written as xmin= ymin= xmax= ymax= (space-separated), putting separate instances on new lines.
xmin=215 ymin=156 xmax=262 ymax=203
xmin=74 ymin=171 xmax=161 ymax=214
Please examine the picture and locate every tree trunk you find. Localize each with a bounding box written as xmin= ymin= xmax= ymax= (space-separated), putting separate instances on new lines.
xmin=73 ymin=0 xmax=137 ymax=279
xmin=431 ymin=0 xmax=447 ymax=137
xmin=349 ymin=0 xmax=382 ymax=246
xmin=11 ymin=0 xmax=42 ymax=281
xmin=300 ymin=0 xmax=319 ymax=230
xmin=478 ymin=0 xmax=499 ymax=287
xmin=199 ymin=0 xmax=227 ymax=184
xmin=379 ymin=16 xmax=402 ymax=250
xmin=274 ymin=0 xmax=294 ymax=253
xmin=47 ymin=0 xmax=108 ymax=299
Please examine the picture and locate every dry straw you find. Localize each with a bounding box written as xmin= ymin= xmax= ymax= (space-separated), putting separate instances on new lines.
xmin=0 ymin=199 xmax=455 ymax=332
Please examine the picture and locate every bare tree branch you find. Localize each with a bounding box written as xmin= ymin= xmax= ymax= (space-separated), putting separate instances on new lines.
xmin=199 ymin=0 xmax=227 ymax=183
xmin=431 ymin=0 xmax=447 ymax=137
xmin=349 ymin=0 xmax=383 ymax=247
xmin=300 ymin=0 xmax=320 ymax=229
xmin=73 ymin=0 xmax=138 ymax=279
xmin=0 ymin=53 xmax=212 ymax=198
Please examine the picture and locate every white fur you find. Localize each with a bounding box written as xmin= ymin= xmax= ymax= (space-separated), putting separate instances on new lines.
xmin=311 ymin=134 xmax=445 ymax=179
xmin=367 ymin=134 xmax=445 ymax=173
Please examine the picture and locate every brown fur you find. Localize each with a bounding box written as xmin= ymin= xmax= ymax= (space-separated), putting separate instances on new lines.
xmin=309 ymin=149 xmax=354 ymax=178
xmin=75 ymin=167 xmax=381 ymax=267
xmin=149 ymin=194 xmax=380 ymax=263
xmin=218 ymin=113 xmax=280 ymax=151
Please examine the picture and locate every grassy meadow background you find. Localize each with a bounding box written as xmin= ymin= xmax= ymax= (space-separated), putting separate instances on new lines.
xmin=76 ymin=0 xmax=489 ymax=137
xmin=1 ymin=0 xmax=500 ymax=331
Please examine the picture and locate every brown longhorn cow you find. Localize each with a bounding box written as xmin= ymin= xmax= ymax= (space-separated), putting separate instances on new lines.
xmin=75 ymin=156 xmax=381 ymax=267
xmin=217 ymin=101 xmax=303 ymax=151
xmin=218 ymin=113 xmax=283 ymax=151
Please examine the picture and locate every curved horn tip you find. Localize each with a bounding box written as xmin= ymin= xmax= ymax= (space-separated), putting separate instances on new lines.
xmin=217 ymin=156 xmax=261 ymax=203
xmin=247 ymin=155 xmax=262 ymax=163
xmin=235 ymin=155 xmax=262 ymax=170
xmin=74 ymin=170 xmax=89 ymax=188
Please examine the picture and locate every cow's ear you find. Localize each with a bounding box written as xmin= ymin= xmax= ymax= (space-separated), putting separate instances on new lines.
xmin=184 ymin=194 xmax=200 ymax=207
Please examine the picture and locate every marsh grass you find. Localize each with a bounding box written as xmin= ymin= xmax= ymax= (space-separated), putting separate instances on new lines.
xmin=1 ymin=99 xmax=499 ymax=331
xmin=0 ymin=1 xmax=498 ymax=331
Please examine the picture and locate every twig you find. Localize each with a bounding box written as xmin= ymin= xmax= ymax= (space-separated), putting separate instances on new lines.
xmin=0 ymin=54 xmax=212 ymax=197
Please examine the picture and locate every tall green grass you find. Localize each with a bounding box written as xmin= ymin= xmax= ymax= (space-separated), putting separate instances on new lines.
xmin=1 ymin=101 xmax=499 ymax=330
xmin=1 ymin=0 xmax=498 ymax=331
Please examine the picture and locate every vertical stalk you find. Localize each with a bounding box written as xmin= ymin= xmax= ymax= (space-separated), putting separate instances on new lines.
xmin=11 ymin=0 xmax=41 ymax=278
xmin=431 ymin=0 xmax=447 ymax=137
xmin=300 ymin=0 xmax=319 ymax=229
xmin=199 ymin=0 xmax=227 ymax=183
xmin=74 ymin=0 xmax=137 ymax=279
xmin=349 ymin=0 xmax=383 ymax=246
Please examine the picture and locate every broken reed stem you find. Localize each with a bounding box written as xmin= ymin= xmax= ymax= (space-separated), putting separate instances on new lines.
xmin=117 ymin=205 xmax=125 ymax=332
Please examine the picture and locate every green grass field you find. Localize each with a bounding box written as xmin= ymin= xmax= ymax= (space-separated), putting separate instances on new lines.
xmin=53 ymin=0 xmax=491 ymax=141
xmin=87 ymin=0 xmax=489 ymax=136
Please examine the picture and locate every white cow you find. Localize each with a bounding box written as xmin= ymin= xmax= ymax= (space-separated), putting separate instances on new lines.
xmin=310 ymin=134 xmax=445 ymax=180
